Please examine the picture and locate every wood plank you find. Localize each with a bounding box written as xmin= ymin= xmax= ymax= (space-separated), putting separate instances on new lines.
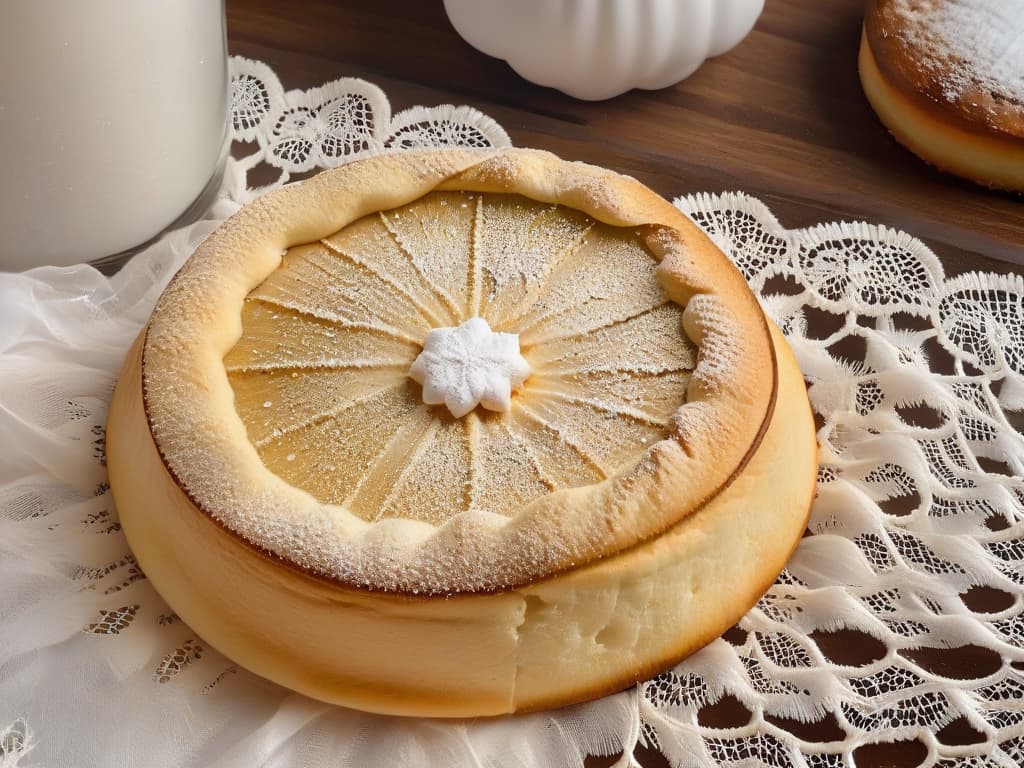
xmin=226 ymin=0 xmax=1024 ymax=272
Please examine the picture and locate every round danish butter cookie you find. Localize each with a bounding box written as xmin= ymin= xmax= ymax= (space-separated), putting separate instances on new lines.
xmin=107 ymin=148 xmax=817 ymax=716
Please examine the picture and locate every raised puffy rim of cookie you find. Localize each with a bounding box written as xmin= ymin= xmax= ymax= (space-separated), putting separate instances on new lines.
xmin=140 ymin=148 xmax=777 ymax=595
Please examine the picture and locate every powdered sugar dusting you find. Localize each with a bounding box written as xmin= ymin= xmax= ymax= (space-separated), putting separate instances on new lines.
xmin=227 ymin=192 xmax=698 ymax=527
xmin=682 ymin=294 xmax=746 ymax=396
xmin=891 ymin=0 xmax=1024 ymax=105
xmin=381 ymin=192 xmax=476 ymax=318
xmin=514 ymin=231 xmax=667 ymax=345
xmin=140 ymin=149 xmax=776 ymax=594
xmin=475 ymin=196 xmax=592 ymax=325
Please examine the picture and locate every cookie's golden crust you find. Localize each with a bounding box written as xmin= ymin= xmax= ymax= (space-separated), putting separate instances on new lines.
xmin=108 ymin=323 xmax=815 ymax=716
xmin=134 ymin=149 xmax=778 ymax=595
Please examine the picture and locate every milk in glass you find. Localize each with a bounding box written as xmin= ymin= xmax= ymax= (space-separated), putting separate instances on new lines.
xmin=0 ymin=0 xmax=229 ymax=270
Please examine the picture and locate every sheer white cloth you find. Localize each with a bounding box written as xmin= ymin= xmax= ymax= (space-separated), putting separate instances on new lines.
xmin=1 ymin=58 xmax=1022 ymax=768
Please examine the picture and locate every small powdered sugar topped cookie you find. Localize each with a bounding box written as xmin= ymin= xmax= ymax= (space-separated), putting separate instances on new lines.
xmin=860 ymin=0 xmax=1024 ymax=190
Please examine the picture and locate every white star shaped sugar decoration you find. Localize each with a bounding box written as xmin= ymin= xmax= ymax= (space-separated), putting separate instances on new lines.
xmin=409 ymin=317 xmax=531 ymax=418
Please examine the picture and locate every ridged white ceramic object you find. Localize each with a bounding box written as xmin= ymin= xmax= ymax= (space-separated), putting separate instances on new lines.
xmin=443 ymin=0 xmax=765 ymax=101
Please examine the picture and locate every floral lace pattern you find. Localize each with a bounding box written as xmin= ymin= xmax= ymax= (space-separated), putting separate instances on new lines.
xmin=646 ymin=194 xmax=1024 ymax=766
xmin=1 ymin=59 xmax=1022 ymax=768
xmin=229 ymin=57 xmax=510 ymax=188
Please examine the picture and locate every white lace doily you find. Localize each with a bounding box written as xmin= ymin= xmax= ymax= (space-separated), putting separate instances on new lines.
xmin=2 ymin=57 xmax=1023 ymax=768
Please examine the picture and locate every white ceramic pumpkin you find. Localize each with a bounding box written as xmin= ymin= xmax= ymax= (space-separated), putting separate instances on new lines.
xmin=443 ymin=0 xmax=765 ymax=101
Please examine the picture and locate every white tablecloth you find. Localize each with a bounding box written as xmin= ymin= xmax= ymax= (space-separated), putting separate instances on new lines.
xmin=2 ymin=57 xmax=1022 ymax=768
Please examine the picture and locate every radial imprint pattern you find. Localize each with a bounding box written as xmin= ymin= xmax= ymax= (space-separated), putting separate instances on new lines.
xmin=224 ymin=191 xmax=698 ymax=525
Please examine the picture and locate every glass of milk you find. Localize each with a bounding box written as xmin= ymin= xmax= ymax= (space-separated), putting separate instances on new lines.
xmin=0 ymin=0 xmax=229 ymax=271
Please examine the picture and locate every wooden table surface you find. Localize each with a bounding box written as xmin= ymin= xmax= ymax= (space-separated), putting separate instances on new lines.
xmin=227 ymin=0 xmax=1023 ymax=278
xmin=225 ymin=1 xmax=1021 ymax=765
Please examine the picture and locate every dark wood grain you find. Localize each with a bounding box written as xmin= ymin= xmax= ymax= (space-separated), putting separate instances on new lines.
xmin=227 ymin=0 xmax=1023 ymax=276
xmin=223 ymin=1 xmax=1021 ymax=764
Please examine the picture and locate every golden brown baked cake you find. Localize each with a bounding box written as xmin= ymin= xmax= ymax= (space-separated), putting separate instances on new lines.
xmin=106 ymin=148 xmax=817 ymax=716
xmin=860 ymin=0 xmax=1024 ymax=191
